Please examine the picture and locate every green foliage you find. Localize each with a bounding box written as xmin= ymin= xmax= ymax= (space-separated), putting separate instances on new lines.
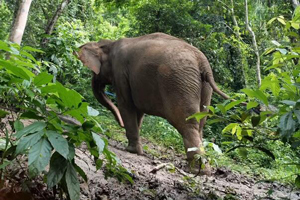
xmin=0 ymin=2 xmax=11 ymax=40
xmin=0 ymin=41 xmax=132 ymax=199
xmin=190 ymin=7 xmax=300 ymax=186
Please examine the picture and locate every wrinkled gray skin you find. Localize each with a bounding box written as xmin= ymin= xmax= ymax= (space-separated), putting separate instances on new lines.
xmin=76 ymin=33 xmax=229 ymax=173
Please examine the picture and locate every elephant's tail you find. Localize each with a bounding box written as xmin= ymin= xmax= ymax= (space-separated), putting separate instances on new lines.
xmin=205 ymin=73 xmax=230 ymax=100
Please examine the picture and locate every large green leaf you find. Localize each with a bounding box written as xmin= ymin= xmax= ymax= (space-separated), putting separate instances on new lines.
xmin=47 ymin=152 xmax=68 ymax=188
xmin=225 ymin=100 xmax=243 ymax=111
xmin=65 ymin=162 xmax=80 ymax=200
xmin=15 ymin=121 xmax=46 ymax=139
xmin=0 ymin=109 xmax=9 ymax=119
xmin=0 ymin=60 xmax=34 ymax=80
xmin=28 ymin=138 xmax=52 ymax=173
xmin=46 ymin=130 xmax=69 ymax=159
xmin=254 ymin=90 xmax=269 ymax=106
xmin=280 ymin=112 xmax=296 ymax=131
xmin=216 ymin=104 xmax=226 ymax=114
xmin=92 ymin=132 xmax=105 ymax=155
xmin=222 ymin=123 xmax=238 ymax=134
xmin=14 ymin=120 xmax=24 ymax=131
xmin=41 ymin=83 xmax=60 ymax=93
xmin=242 ymin=89 xmax=269 ymax=106
xmin=59 ymin=89 xmax=82 ymax=108
xmin=0 ymin=41 xmax=11 ymax=52
xmin=41 ymin=82 xmax=82 ymax=109
xmin=241 ymin=88 xmax=256 ymax=97
xmin=260 ymin=74 xmax=280 ymax=96
xmin=16 ymin=130 xmax=44 ymax=154
xmin=246 ymin=101 xmax=259 ymax=110
xmin=34 ymin=72 xmax=53 ymax=86
xmin=66 ymin=102 xmax=88 ymax=123
xmin=74 ymin=163 xmax=87 ymax=182
xmin=282 ymin=100 xmax=296 ymax=106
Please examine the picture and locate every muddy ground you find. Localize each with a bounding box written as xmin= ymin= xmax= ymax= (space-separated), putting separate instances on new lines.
xmin=1 ymin=114 xmax=300 ymax=200
xmin=76 ymin=139 xmax=300 ymax=200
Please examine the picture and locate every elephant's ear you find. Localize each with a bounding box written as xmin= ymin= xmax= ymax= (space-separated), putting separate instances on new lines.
xmin=78 ymin=43 xmax=102 ymax=74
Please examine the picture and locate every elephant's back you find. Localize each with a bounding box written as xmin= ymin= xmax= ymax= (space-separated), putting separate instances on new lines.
xmin=121 ymin=34 xmax=203 ymax=118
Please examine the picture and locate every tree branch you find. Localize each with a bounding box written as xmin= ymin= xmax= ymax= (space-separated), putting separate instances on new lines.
xmin=41 ymin=0 xmax=71 ymax=47
xmin=245 ymin=0 xmax=261 ymax=87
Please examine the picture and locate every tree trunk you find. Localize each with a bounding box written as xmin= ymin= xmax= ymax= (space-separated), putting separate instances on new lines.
xmin=292 ymin=0 xmax=300 ymax=9
xmin=8 ymin=0 xmax=33 ymax=45
xmin=41 ymin=0 xmax=71 ymax=47
xmin=245 ymin=0 xmax=261 ymax=87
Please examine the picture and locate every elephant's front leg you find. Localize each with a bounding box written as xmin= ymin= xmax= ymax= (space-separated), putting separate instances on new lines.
xmin=118 ymin=105 xmax=143 ymax=155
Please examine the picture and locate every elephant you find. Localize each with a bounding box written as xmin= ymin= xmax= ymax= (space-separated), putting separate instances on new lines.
xmin=75 ymin=33 xmax=229 ymax=173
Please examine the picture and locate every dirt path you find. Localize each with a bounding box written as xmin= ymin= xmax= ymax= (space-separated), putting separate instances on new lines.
xmin=1 ymin=114 xmax=299 ymax=200
xmin=76 ymin=141 xmax=300 ymax=200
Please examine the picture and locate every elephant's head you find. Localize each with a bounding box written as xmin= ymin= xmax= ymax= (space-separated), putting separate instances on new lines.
xmin=75 ymin=40 xmax=124 ymax=127
xmin=75 ymin=40 xmax=112 ymax=76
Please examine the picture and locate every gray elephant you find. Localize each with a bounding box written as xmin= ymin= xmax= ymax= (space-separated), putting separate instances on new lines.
xmin=75 ymin=33 xmax=229 ymax=172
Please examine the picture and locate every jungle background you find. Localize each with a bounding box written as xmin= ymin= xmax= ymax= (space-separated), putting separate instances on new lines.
xmin=1 ymin=0 xmax=300 ymax=199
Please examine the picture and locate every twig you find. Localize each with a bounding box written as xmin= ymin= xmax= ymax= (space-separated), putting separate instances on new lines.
xmin=149 ymin=163 xmax=168 ymax=173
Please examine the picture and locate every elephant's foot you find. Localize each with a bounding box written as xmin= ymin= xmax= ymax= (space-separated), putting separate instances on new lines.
xmin=186 ymin=163 xmax=212 ymax=176
xmin=126 ymin=143 xmax=143 ymax=155
xmin=186 ymin=153 xmax=212 ymax=176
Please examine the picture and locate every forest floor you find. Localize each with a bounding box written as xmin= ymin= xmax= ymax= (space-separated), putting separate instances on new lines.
xmin=76 ymin=138 xmax=300 ymax=200
xmin=1 ymin=116 xmax=300 ymax=200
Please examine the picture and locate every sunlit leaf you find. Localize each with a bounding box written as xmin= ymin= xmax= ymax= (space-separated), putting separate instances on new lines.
xmin=271 ymin=40 xmax=281 ymax=46
xmin=0 ymin=60 xmax=34 ymax=80
xmin=34 ymin=72 xmax=53 ymax=86
xmin=225 ymin=100 xmax=243 ymax=111
xmin=277 ymin=17 xmax=286 ymax=25
xmin=222 ymin=123 xmax=238 ymax=134
xmin=87 ymin=106 xmax=99 ymax=116
xmin=267 ymin=17 xmax=276 ymax=25
xmin=92 ymin=132 xmax=105 ymax=155
xmin=246 ymin=101 xmax=258 ymax=110
xmin=216 ymin=104 xmax=226 ymax=114
xmin=186 ymin=112 xmax=211 ymax=122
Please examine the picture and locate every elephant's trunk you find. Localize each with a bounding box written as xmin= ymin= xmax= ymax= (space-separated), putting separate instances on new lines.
xmin=92 ymin=75 xmax=124 ymax=127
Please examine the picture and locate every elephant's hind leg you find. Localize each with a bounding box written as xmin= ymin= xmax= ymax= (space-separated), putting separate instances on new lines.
xmin=199 ymin=82 xmax=212 ymax=139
